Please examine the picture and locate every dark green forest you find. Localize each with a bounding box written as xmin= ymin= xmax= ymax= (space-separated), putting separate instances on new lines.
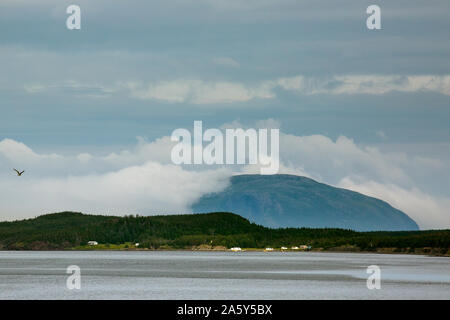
xmin=0 ymin=211 xmax=449 ymax=255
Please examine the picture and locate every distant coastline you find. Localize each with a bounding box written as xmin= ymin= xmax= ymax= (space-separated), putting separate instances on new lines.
xmin=2 ymin=247 xmax=447 ymax=257
xmin=1 ymin=211 xmax=448 ymax=256
xmin=63 ymin=245 xmax=449 ymax=257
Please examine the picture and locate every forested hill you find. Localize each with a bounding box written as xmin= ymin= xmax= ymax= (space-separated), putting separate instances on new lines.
xmin=0 ymin=212 xmax=449 ymax=254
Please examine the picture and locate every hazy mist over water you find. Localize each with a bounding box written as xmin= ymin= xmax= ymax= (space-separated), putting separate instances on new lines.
xmin=0 ymin=251 xmax=449 ymax=300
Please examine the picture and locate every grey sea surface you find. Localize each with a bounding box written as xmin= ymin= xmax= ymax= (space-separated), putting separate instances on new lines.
xmin=0 ymin=251 xmax=448 ymax=299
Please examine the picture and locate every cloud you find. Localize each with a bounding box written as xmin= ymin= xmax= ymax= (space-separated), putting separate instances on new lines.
xmin=219 ymin=118 xmax=281 ymax=130
xmin=0 ymin=160 xmax=231 ymax=221
xmin=212 ymin=57 xmax=240 ymax=68
xmin=339 ymin=178 xmax=450 ymax=229
xmin=0 ymin=137 xmax=176 ymax=177
xmin=122 ymin=75 xmax=450 ymax=105
xmin=125 ymin=80 xmax=274 ymax=104
xmin=0 ymin=139 xmax=61 ymax=164
xmin=240 ymin=162 xmax=310 ymax=178
xmin=24 ymin=81 xmax=115 ymax=98
xmin=0 ymin=136 xmax=232 ymax=220
xmin=276 ymin=132 xmax=450 ymax=229
xmin=279 ymin=134 xmax=413 ymax=186
xmin=218 ymin=129 xmax=449 ymax=229
xmin=18 ymin=74 xmax=450 ymax=105
xmin=376 ymin=130 xmax=387 ymax=140
xmin=274 ymin=75 xmax=450 ymax=96
xmin=0 ymin=121 xmax=449 ymax=228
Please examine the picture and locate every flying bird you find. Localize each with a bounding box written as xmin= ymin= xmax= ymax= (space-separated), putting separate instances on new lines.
xmin=13 ymin=168 xmax=25 ymax=176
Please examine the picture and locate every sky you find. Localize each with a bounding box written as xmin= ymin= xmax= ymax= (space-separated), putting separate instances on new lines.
xmin=0 ymin=0 xmax=450 ymax=229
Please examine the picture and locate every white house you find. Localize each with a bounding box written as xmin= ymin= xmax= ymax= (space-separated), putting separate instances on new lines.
xmin=291 ymin=246 xmax=299 ymax=250
xmin=230 ymin=247 xmax=242 ymax=252
xmin=87 ymin=241 xmax=98 ymax=246
xmin=264 ymin=247 xmax=274 ymax=252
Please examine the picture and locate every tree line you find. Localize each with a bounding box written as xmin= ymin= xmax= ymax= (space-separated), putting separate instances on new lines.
xmin=0 ymin=211 xmax=449 ymax=254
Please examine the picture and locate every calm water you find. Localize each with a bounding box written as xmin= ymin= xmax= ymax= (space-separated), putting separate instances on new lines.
xmin=0 ymin=251 xmax=448 ymax=299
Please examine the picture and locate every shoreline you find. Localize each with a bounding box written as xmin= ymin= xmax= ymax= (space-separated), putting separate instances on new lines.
xmin=1 ymin=247 xmax=448 ymax=257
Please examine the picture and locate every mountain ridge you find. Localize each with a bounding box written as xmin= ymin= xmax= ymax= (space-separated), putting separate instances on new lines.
xmin=192 ymin=174 xmax=419 ymax=231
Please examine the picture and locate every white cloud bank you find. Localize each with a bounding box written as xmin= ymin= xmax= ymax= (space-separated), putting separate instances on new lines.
xmin=276 ymin=133 xmax=450 ymax=229
xmin=339 ymin=178 xmax=450 ymax=230
xmin=0 ymin=160 xmax=231 ymax=221
xmin=0 ymin=137 xmax=231 ymax=220
xmin=125 ymin=80 xmax=274 ymax=104
xmin=119 ymin=75 xmax=450 ymax=104
xmin=0 ymin=123 xmax=449 ymax=229
xmin=274 ymin=75 xmax=450 ymax=96
xmin=24 ymin=75 xmax=450 ymax=104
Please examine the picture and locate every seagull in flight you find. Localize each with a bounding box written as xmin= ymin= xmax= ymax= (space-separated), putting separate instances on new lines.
xmin=13 ymin=168 xmax=25 ymax=176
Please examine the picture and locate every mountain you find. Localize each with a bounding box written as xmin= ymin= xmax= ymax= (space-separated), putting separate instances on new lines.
xmin=192 ymin=174 xmax=419 ymax=231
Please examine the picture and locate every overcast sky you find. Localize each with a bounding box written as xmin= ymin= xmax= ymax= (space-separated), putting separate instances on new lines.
xmin=1 ymin=0 xmax=449 ymax=229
